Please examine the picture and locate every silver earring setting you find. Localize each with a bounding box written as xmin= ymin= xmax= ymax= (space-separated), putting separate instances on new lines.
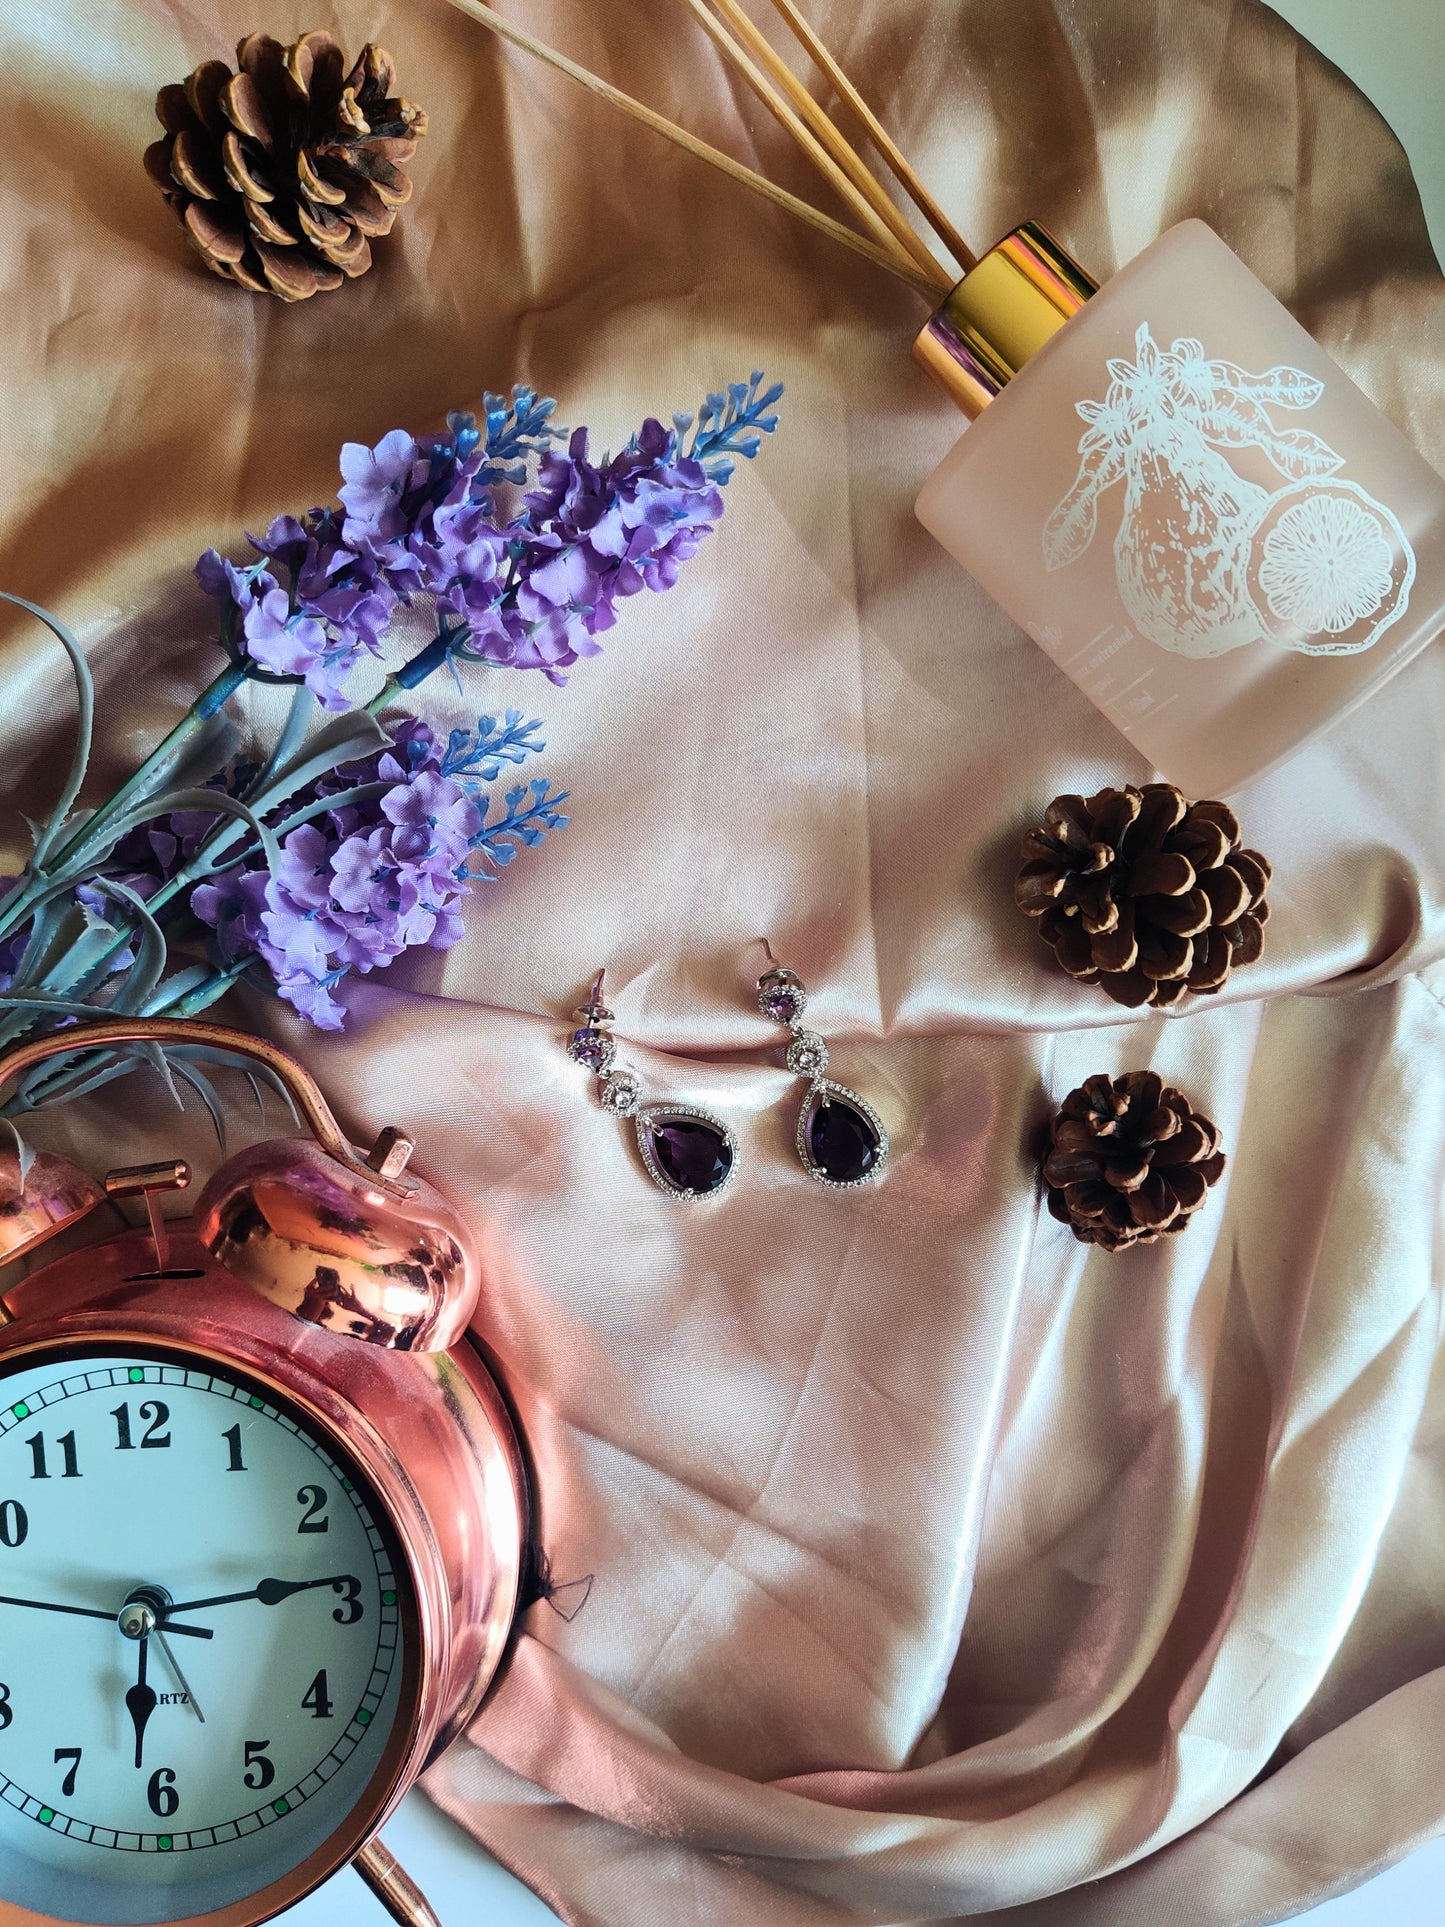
xmin=757 ymin=959 xmax=889 ymax=1188
xmin=567 ymin=972 xmax=738 ymax=1202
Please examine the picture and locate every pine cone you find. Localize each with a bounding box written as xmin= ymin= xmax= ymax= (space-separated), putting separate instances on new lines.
xmin=144 ymin=31 xmax=426 ymax=302
xmin=1043 ymin=1071 xmax=1226 ymax=1252
xmin=1016 ymin=783 xmax=1271 ymax=1008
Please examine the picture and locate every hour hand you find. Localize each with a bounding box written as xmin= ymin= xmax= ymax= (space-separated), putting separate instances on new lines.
xmin=167 ymin=1575 xmax=356 ymax=1614
xmin=125 ymin=1640 xmax=156 ymax=1771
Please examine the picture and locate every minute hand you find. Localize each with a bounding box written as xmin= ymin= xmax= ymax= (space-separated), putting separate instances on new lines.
xmin=0 ymin=1592 xmax=213 ymax=1637
xmin=166 ymin=1576 xmax=357 ymax=1614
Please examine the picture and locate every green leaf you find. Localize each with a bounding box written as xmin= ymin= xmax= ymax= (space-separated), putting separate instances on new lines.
xmin=162 ymin=710 xmax=242 ymax=798
xmin=0 ymin=591 xmax=94 ymax=872
xmin=165 ymin=1060 xmax=228 ymax=1150
xmin=265 ymin=781 xmax=391 ymax=843
xmin=244 ymin=685 xmax=316 ymax=801
xmin=0 ymin=1115 xmax=36 ymax=1184
xmin=252 ymin=708 xmax=387 ymax=809
xmin=85 ymin=882 xmax=168 ymax=1014
xmin=172 ymin=706 xmax=385 ymax=885
xmin=100 ymin=786 xmax=282 ymax=880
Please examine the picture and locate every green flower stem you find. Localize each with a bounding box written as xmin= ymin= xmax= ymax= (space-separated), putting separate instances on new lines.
xmin=157 ymin=957 xmax=253 ymax=1017
xmin=48 ymin=662 xmax=247 ymax=868
xmin=367 ymin=619 xmax=473 ymax=715
xmin=365 ymin=677 xmax=405 ymax=718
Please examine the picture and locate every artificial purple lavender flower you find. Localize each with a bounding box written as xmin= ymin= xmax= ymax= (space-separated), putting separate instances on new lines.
xmin=192 ymin=378 xmax=780 ymax=707
xmin=190 ymin=721 xmax=489 ymax=1029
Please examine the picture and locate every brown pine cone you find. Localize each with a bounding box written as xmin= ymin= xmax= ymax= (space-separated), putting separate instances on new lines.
xmin=144 ymin=31 xmax=426 ymax=302
xmin=1016 ymin=783 xmax=1271 ymax=1008
xmin=1043 ymin=1071 xmax=1226 ymax=1252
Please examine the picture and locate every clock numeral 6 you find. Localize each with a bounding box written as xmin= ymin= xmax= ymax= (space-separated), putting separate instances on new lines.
xmin=53 ymin=1748 xmax=81 ymax=1799
xmin=147 ymin=1768 xmax=180 ymax=1819
xmin=243 ymin=1740 xmax=275 ymax=1791
xmin=0 ymin=1501 xmax=28 ymax=1549
xmin=0 ymin=1683 xmax=12 ymax=1731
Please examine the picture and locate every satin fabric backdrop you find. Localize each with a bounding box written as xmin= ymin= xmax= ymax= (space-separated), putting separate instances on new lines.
xmin=2 ymin=0 xmax=1444 ymax=1922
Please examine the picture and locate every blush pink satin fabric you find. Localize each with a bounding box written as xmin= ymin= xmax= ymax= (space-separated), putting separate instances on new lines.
xmin=3 ymin=2 xmax=1445 ymax=1924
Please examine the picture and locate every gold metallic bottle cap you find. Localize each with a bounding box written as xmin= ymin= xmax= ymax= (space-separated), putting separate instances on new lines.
xmin=913 ymin=221 xmax=1100 ymax=418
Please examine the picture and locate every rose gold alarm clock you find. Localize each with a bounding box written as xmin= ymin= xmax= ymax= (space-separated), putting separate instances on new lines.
xmin=0 ymin=1017 xmax=528 ymax=1927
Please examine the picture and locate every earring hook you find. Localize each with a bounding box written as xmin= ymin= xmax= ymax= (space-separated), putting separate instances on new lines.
xmin=755 ymin=936 xmax=803 ymax=995
xmin=574 ymin=969 xmax=613 ymax=1025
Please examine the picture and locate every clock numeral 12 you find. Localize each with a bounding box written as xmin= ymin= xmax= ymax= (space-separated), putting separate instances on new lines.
xmin=111 ymin=1402 xmax=171 ymax=1451
xmin=26 ymin=1433 xmax=80 ymax=1480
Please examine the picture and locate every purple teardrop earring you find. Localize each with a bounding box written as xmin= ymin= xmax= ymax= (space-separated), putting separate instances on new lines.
xmin=566 ymin=971 xmax=738 ymax=1203
xmin=757 ymin=949 xmax=889 ymax=1189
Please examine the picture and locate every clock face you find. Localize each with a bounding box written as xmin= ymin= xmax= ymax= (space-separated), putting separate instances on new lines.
xmin=0 ymin=1345 xmax=417 ymax=1925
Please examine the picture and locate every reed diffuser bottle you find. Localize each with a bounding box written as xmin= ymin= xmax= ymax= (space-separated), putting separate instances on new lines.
xmin=913 ymin=220 xmax=1445 ymax=795
xmin=450 ymin=0 xmax=1445 ymax=796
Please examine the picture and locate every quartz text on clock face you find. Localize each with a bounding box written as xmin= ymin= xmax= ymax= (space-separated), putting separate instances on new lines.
xmin=0 ymin=1349 xmax=411 ymax=1922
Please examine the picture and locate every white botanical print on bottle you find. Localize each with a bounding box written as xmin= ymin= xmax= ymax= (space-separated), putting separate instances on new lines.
xmin=1042 ymin=324 xmax=1416 ymax=659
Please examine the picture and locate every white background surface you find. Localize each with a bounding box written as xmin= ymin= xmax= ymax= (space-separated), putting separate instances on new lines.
xmin=283 ymin=3 xmax=1445 ymax=1922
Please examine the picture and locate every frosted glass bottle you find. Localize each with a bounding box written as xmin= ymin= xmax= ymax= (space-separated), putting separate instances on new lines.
xmin=913 ymin=220 xmax=1445 ymax=795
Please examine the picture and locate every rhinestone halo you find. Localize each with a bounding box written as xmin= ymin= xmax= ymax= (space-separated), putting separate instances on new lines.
xmin=599 ymin=1069 xmax=642 ymax=1117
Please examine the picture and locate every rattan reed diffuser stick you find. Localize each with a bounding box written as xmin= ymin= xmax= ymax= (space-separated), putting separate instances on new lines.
xmin=674 ymin=0 xmax=949 ymax=288
xmin=433 ymin=0 xmax=965 ymax=301
xmin=763 ymin=0 xmax=975 ymax=271
xmin=707 ymin=0 xmax=944 ymax=279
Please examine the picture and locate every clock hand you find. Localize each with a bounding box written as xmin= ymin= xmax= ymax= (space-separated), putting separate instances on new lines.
xmin=165 ymin=1574 xmax=358 ymax=1614
xmin=0 ymin=1591 xmax=126 ymax=1624
xmin=124 ymin=1636 xmax=157 ymax=1771
xmin=0 ymin=1591 xmax=212 ymax=1637
xmin=154 ymin=1627 xmax=206 ymax=1725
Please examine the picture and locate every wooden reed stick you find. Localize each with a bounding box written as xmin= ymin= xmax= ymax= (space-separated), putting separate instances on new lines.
xmin=705 ymin=0 xmax=947 ymax=286
xmin=433 ymin=0 xmax=943 ymax=299
xmin=764 ymin=0 xmax=976 ymax=271
xmin=676 ymin=0 xmax=945 ymax=289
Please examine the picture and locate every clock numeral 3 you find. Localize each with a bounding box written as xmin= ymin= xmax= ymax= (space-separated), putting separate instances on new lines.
xmin=0 ymin=1683 xmax=12 ymax=1730
xmin=26 ymin=1432 xmax=81 ymax=1480
xmin=242 ymin=1740 xmax=275 ymax=1790
xmin=301 ymin=1670 xmax=334 ymax=1719
xmin=147 ymin=1767 xmax=179 ymax=1819
xmin=112 ymin=1402 xmax=171 ymax=1452
xmin=53 ymin=1748 xmax=81 ymax=1798
xmin=295 ymin=1485 xmax=330 ymax=1534
xmin=331 ymin=1576 xmax=364 ymax=1626
xmin=0 ymin=1501 xmax=28 ymax=1549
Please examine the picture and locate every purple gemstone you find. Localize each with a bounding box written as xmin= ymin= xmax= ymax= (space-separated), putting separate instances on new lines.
xmin=568 ymin=1026 xmax=614 ymax=1072
xmin=647 ymin=1116 xmax=733 ymax=1195
xmin=761 ymin=983 xmax=805 ymax=1023
xmin=808 ymin=1094 xmax=882 ymax=1185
